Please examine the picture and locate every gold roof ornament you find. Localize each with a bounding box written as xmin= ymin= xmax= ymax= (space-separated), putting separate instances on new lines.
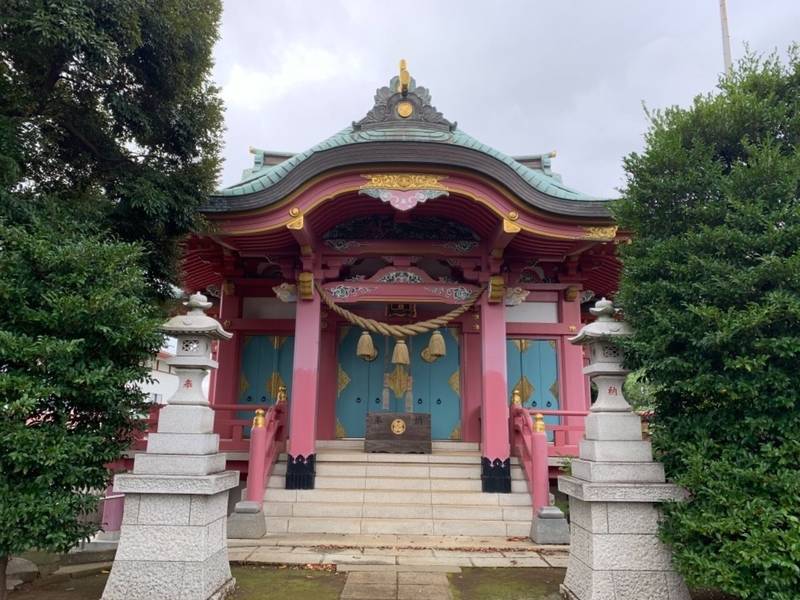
xmin=398 ymin=59 xmax=411 ymax=95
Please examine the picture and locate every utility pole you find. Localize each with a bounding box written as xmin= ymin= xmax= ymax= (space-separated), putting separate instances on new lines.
xmin=719 ymin=0 xmax=733 ymax=74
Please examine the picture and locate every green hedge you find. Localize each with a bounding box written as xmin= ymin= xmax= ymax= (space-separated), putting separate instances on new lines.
xmin=613 ymin=50 xmax=800 ymax=599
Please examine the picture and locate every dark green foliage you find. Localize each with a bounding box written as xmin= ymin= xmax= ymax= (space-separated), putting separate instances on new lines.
xmin=0 ymin=0 xmax=223 ymax=575
xmin=1 ymin=0 xmax=223 ymax=296
xmin=0 ymin=218 xmax=162 ymax=556
xmin=614 ymin=49 xmax=800 ymax=599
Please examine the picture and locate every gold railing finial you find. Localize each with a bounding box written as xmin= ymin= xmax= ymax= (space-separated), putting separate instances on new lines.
xmin=511 ymin=389 xmax=522 ymax=407
xmin=533 ymin=413 xmax=546 ymax=433
xmin=252 ymin=408 xmax=266 ymax=428
xmin=398 ymin=59 xmax=410 ymax=95
xmin=276 ymin=385 xmax=288 ymax=403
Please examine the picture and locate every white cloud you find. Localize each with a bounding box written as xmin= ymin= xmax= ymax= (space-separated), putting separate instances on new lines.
xmin=221 ymin=44 xmax=362 ymax=112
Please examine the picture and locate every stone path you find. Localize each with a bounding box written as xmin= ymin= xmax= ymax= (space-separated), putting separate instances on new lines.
xmin=228 ymin=532 xmax=569 ymax=569
xmin=341 ymin=570 xmax=452 ymax=600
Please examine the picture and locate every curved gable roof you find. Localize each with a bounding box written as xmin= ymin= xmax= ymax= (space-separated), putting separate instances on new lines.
xmin=204 ymin=69 xmax=614 ymax=219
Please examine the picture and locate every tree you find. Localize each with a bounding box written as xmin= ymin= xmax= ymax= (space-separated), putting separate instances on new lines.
xmin=614 ymin=49 xmax=800 ymax=599
xmin=1 ymin=0 xmax=223 ymax=297
xmin=0 ymin=1 xmax=222 ymax=594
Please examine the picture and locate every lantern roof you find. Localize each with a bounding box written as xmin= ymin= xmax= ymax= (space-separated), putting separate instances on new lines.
xmin=569 ymin=298 xmax=632 ymax=345
xmin=161 ymin=293 xmax=233 ymax=340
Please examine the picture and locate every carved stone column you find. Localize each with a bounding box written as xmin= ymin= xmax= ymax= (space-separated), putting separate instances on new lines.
xmin=102 ymin=293 xmax=239 ymax=600
xmin=559 ymin=299 xmax=689 ymax=600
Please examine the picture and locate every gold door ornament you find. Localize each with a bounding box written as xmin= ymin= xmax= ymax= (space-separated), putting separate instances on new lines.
xmin=391 ymin=418 xmax=407 ymax=435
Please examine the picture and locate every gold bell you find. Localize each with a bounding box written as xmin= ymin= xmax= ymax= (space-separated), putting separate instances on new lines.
xmin=391 ymin=338 xmax=410 ymax=365
xmin=427 ymin=329 xmax=446 ymax=359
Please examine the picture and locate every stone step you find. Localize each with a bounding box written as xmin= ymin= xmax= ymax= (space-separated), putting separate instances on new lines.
xmin=263 ymin=487 xmax=531 ymax=506
xmin=315 ymin=440 xmax=480 ymax=452
xmin=272 ymin=461 xmax=525 ymax=479
xmin=266 ymin=474 xmax=529 ymax=493
xmin=264 ymin=516 xmax=531 ymax=537
xmin=278 ymin=451 xmax=520 ymax=466
xmin=264 ymin=501 xmax=532 ymax=522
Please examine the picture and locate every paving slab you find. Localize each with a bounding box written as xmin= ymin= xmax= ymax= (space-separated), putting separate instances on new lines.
xmin=346 ymin=571 xmax=398 ymax=585
xmin=340 ymin=582 xmax=397 ymax=599
xmin=336 ymin=564 xmax=462 ymax=573
xmin=470 ymin=555 xmax=549 ymax=567
xmin=398 ymin=583 xmax=451 ymax=600
xmin=397 ymin=572 xmax=449 ymax=585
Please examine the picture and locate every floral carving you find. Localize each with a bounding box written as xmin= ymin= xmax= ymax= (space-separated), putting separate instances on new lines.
xmin=425 ymin=286 xmax=474 ymax=302
xmin=327 ymin=285 xmax=375 ymax=299
xmin=378 ymin=271 xmax=423 ymax=284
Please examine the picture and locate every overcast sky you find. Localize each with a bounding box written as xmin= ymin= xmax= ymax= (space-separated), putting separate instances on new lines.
xmin=211 ymin=1 xmax=800 ymax=199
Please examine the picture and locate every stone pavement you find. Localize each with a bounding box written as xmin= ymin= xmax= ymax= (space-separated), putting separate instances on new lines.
xmin=341 ymin=570 xmax=452 ymax=600
xmin=228 ymin=533 xmax=569 ymax=569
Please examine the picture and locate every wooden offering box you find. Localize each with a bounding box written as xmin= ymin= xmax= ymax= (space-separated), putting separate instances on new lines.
xmin=365 ymin=412 xmax=432 ymax=454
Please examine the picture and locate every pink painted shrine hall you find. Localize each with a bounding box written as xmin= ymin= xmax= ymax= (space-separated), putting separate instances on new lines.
xmin=160 ymin=64 xmax=623 ymax=536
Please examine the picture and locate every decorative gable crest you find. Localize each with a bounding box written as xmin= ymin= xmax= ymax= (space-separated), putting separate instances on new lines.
xmin=353 ymin=60 xmax=457 ymax=132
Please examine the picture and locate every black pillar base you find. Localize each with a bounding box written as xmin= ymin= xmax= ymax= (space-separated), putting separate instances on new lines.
xmin=481 ymin=457 xmax=511 ymax=493
xmin=285 ymin=454 xmax=315 ymax=489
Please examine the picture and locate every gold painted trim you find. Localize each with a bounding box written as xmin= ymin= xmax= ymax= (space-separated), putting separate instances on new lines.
xmin=360 ymin=173 xmax=447 ymax=190
xmin=582 ymin=225 xmax=618 ymax=240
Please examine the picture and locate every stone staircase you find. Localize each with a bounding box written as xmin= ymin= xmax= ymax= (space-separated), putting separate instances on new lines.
xmin=261 ymin=440 xmax=533 ymax=536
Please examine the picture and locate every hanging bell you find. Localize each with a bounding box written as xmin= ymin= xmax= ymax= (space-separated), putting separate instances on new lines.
xmin=391 ymin=338 xmax=410 ymax=365
xmin=427 ymin=329 xmax=446 ymax=359
xmin=356 ymin=330 xmax=376 ymax=361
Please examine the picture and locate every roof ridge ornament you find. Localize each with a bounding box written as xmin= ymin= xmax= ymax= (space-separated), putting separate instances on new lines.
xmin=353 ymin=59 xmax=457 ymax=132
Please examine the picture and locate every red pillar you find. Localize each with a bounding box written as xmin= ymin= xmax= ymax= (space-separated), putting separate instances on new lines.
xmin=560 ymin=294 xmax=588 ymax=446
xmin=479 ymin=295 xmax=511 ymax=492
xmin=316 ymin=319 xmax=337 ymax=440
xmin=213 ymin=283 xmax=241 ymax=438
xmin=286 ymin=284 xmax=321 ymax=489
xmin=461 ymin=326 xmax=483 ymax=443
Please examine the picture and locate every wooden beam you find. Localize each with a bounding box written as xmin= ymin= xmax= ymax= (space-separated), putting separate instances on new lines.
xmin=488 ymin=218 xmax=521 ymax=259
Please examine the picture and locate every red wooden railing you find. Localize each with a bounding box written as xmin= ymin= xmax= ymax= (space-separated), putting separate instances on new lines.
xmin=511 ymin=406 xmax=589 ymax=513
xmin=244 ymin=403 xmax=286 ymax=505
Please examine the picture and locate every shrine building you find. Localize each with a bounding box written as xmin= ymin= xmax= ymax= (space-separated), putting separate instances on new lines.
xmin=176 ymin=62 xmax=622 ymax=537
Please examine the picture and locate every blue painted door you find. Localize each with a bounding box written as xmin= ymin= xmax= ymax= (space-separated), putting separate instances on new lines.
xmin=335 ymin=326 xmax=392 ymax=438
xmin=506 ymin=338 xmax=560 ymax=439
xmin=238 ymin=335 xmax=295 ymax=421
xmin=409 ymin=329 xmax=462 ymax=440
xmin=335 ymin=327 xmax=462 ymax=440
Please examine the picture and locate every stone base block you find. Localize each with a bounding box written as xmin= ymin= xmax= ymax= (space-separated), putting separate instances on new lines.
xmin=530 ymin=507 xmax=569 ymax=544
xmin=134 ymin=453 xmax=226 ymax=476
xmin=156 ymin=405 xmax=215 ymax=434
xmin=227 ymin=508 xmax=266 ymax=539
xmin=146 ymin=432 xmax=220 ymax=455
xmin=579 ymin=439 xmax=653 ymax=463
xmin=561 ymin=554 xmax=690 ymax=599
xmin=584 ymin=413 xmax=645 ymax=441
xmin=102 ymin=547 xmax=235 ymax=600
xmin=571 ymin=459 xmax=665 ymax=484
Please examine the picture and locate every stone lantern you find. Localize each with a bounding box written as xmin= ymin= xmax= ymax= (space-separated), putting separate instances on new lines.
xmin=558 ymin=298 xmax=690 ymax=600
xmin=102 ymin=293 xmax=240 ymax=600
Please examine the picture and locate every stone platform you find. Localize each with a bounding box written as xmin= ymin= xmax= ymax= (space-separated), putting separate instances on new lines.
xmin=227 ymin=533 xmax=568 ymax=570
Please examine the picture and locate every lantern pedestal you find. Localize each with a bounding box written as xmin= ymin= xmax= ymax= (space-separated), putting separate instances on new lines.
xmin=558 ymin=299 xmax=690 ymax=600
xmin=102 ymin=294 xmax=239 ymax=600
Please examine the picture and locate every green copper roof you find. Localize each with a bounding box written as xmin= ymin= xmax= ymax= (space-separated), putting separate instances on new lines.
xmin=213 ymin=71 xmax=610 ymax=205
xmin=218 ymin=125 xmax=604 ymax=201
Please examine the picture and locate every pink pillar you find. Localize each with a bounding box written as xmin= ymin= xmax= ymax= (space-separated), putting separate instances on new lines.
xmin=316 ymin=323 xmax=337 ymax=440
xmin=98 ymin=481 xmax=124 ymax=540
xmin=213 ymin=284 xmax=241 ymax=438
xmin=461 ymin=328 xmax=483 ymax=443
xmin=479 ymin=295 xmax=511 ymax=492
xmin=286 ymin=285 xmax=321 ymax=489
xmin=560 ymin=296 xmax=588 ymax=446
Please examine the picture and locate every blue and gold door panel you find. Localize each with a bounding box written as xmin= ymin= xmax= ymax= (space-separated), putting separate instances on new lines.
xmin=409 ymin=329 xmax=461 ymax=440
xmin=335 ymin=326 xmax=462 ymax=440
xmin=506 ymin=338 xmax=560 ymax=439
xmin=238 ymin=335 xmax=295 ymax=414
xmin=335 ymin=326 xmax=390 ymax=438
